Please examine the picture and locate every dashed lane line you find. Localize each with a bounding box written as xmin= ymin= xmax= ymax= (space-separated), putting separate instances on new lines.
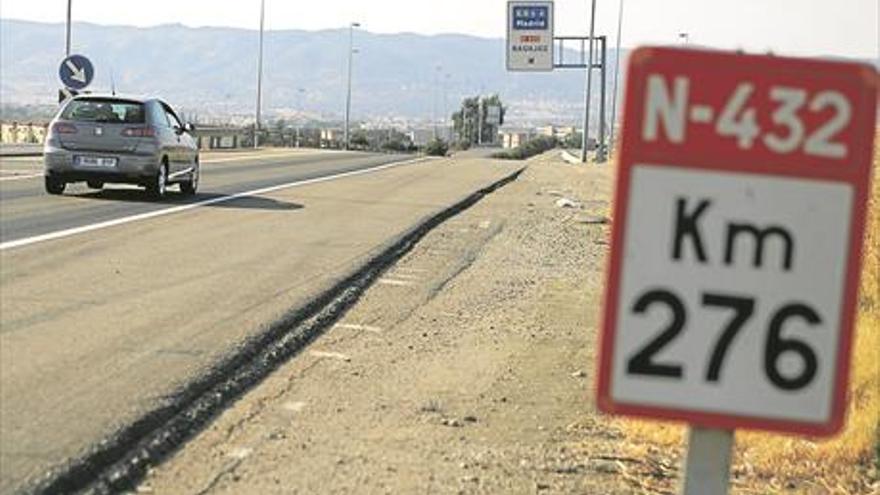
xmin=333 ymin=323 xmax=383 ymax=334
xmin=377 ymin=278 xmax=415 ymax=286
xmin=0 ymin=173 xmax=43 ymax=182
xmin=309 ymin=350 xmax=351 ymax=362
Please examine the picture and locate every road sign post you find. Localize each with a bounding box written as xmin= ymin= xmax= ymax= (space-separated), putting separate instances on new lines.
xmin=597 ymin=46 xmax=877 ymax=493
xmin=682 ymin=427 xmax=733 ymax=494
xmin=505 ymin=1 xmax=610 ymax=162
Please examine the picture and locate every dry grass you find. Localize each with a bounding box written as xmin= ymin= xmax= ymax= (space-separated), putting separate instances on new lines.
xmin=612 ymin=132 xmax=880 ymax=494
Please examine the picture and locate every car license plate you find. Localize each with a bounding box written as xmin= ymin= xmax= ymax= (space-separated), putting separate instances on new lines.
xmin=75 ymin=155 xmax=118 ymax=168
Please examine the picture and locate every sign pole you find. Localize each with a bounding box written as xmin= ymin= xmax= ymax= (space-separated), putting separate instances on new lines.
xmin=607 ymin=0 xmax=623 ymax=158
xmin=477 ymin=97 xmax=483 ymax=146
xmin=65 ymin=0 xmax=72 ymax=56
xmin=580 ymin=0 xmax=597 ymax=163
xmin=681 ymin=427 xmax=733 ymax=495
xmin=254 ymin=0 xmax=265 ymax=149
xmin=596 ymin=36 xmax=607 ymax=162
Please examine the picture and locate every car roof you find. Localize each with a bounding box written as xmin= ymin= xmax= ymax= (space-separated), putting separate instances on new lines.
xmin=70 ymin=94 xmax=168 ymax=106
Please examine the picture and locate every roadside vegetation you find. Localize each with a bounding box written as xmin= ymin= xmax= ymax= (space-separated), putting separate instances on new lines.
xmin=491 ymin=135 xmax=559 ymax=160
xmin=423 ymin=137 xmax=449 ymax=156
xmin=612 ymin=132 xmax=880 ymax=494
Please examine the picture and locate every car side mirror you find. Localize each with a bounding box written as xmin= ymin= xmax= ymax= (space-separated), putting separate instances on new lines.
xmin=184 ymin=123 xmax=195 ymax=133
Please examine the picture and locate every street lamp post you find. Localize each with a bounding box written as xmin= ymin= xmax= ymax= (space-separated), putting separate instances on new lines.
xmin=443 ymin=73 xmax=451 ymax=141
xmin=607 ymin=0 xmax=625 ymax=158
xmin=296 ymin=87 xmax=305 ymax=147
xmin=344 ymin=22 xmax=360 ymax=150
xmin=254 ymin=0 xmax=265 ymax=149
xmin=580 ymin=0 xmax=598 ymax=163
xmin=432 ymin=65 xmax=442 ymax=140
xmin=65 ymin=0 xmax=72 ymax=56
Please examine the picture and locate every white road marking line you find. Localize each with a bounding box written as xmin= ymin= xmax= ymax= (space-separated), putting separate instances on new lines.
xmin=378 ymin=278 xmax=414 ymax=286
xmin=0 ymin=150 xmax=331 ymax=180
xmin=310 ymin=350 xmax=351 ymax=362
xmin=0 ymin=157 xmax=431 ymax=252
xmin=227 ymin=447 xmax=253 ymax=460
xmin=0 ymin=173 xmax=42 ymax=182
xmin=282 ymin=401 xmax=307 ymax=412
xmin=395 ymin=267 xmax=428 ymax=273
xmin=334 ymin=323 xmax=383 ymax=333
xmin=0 ymin=156 xmax=42 ymax=162
xmin=201 ymin=150 xmax=314 ymax=164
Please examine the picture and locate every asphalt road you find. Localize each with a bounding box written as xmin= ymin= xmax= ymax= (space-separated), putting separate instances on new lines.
xmin=0 ymin=149 xmax=412 ymax=245
xmin=0 ymin=148 xmax=520 ymax=493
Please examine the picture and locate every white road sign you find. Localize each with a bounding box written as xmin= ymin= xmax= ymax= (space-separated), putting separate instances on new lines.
xmin=506 ymin=1 xmax=554 ymax=72
xmin=597 ymin=47 xmax=877 ymax=436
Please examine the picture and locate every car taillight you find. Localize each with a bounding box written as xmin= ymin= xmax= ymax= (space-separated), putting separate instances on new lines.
xmin=51 ymin=122 xmax=78 ymax=134
xmin=121 ymin=127 xmax=156 ymax=137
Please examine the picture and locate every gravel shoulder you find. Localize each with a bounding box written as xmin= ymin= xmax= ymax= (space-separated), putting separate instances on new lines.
xmin=140 ymin=152 xmax=636 ymax=494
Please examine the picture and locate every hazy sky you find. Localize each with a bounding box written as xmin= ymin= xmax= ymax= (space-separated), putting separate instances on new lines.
xmin=1 ymin=0 xmax=877 ymax=59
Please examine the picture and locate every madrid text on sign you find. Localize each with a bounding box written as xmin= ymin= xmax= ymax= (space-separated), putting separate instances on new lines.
xmin=512 ymin=6 xmax=548 ymax=30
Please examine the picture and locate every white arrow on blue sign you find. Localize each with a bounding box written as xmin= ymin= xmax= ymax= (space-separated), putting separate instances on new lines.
xmin=59 ymin=54 xmax=94 ymax=90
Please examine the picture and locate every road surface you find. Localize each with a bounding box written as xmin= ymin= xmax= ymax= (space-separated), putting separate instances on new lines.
xmin=0 ymin=149 xmax=410 ymax=244
xmin=0 ymin=148 xmax=520 ymax=493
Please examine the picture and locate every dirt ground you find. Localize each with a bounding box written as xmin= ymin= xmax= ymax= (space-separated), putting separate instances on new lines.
xmin=136 ymin=152 xmax=647 ymax=494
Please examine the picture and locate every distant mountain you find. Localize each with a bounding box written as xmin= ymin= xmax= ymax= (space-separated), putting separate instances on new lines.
xmin=0 ymin=19 xmax=626 ymax=125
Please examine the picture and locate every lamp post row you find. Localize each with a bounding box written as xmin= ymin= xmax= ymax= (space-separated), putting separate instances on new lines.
xmin=62 ymin=0 xmax=630 ymax=156
xmin=64 ymin=1 xmax=358 ymax=150
xmin=344 ymin=22 xmax=360 ymax=150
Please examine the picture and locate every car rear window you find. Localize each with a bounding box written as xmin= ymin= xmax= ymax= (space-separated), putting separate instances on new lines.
xmin=61 ymin=99 xmax=146 ymax=124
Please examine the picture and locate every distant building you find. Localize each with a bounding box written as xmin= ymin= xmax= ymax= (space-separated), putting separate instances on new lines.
xmin=407 ymin=127 xmax=452 ymax=147
xmin=0 ymin=122 xmax=48 ymax=145
xmin=536 ymin=125 xmax=578 ymax=141
xmin=499 ymin=128 xmax=534 ymax=149
xmin=320 ymin=128 xmax=344 ymax=148
xmin=192 ymin=126 xmax=249 ymax=150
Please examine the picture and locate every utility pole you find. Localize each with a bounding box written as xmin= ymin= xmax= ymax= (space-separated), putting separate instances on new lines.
xmin=580 ymin=0 xmax=598 ymax=163
xmin=432 ymin=65 xmax=440 ymax=140
xmin=296 ymin=87 xmax=305 ymax=147
xmin=443 ymin=73 xmax=451 ymax=141
xmin=344 ymin=22 xmax=360 ymax=150
xmin=254 ymin=0 xmax=265 ymax=149
xmin=607 ymin=0 xmax=624 ymax=158
xmin=65 ymin=0 xmax=72 ymax=56
xmin=477 ymin=96 xmax=483 ymax=146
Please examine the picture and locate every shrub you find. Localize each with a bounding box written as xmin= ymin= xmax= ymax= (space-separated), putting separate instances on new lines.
xmin=450 ymin=140 xmax=471 ymax=151
xmin=381 ymin=139 xmax=411 ymax=152
xmin=424 ymin=138 xmax=449 ymax=157
xmin=492 ymin=135 xmax=558 ymax=160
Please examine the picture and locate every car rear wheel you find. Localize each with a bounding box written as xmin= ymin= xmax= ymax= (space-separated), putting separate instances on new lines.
xmin=179 ymin=162 xmax=199 ymax=195
xmin=87 ymin=180 xmax=103 ymax=190
xmin=45 ymin=176 xmax=66 ymax=195
xmin=146 ymin=163 xmax=168 ymax=199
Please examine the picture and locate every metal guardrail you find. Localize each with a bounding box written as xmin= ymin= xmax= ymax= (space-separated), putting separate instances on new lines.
xmin=0 ymin=143 xmax=43 ymax=157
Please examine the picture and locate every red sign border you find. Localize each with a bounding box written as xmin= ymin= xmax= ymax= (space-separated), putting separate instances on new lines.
xmin=596 ymin=46 xmax=878 ymax=437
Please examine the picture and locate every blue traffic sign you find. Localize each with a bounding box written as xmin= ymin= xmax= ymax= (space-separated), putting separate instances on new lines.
xmin=59 ymin=54 xmax=94 ymax=90
xmin=512 ymin=5 xmax=548 ymax=30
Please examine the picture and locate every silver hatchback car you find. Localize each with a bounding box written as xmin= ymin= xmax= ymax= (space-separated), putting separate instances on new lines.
xmin=43 ymin=95 xmax=199 ymax=198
